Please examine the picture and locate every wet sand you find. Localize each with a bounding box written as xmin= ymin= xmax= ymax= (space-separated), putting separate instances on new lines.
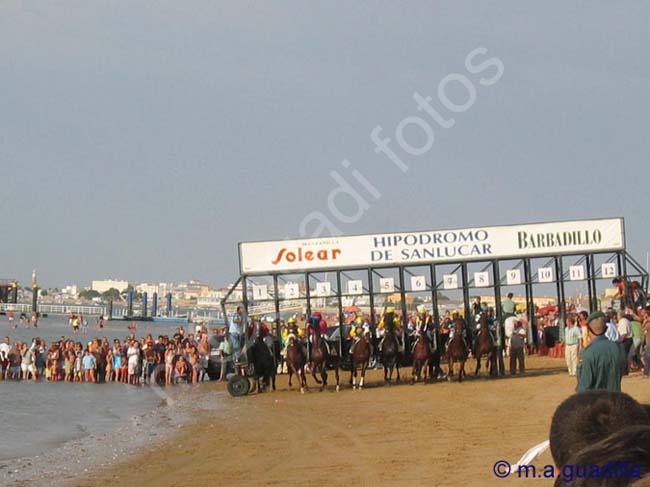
xmin=73 ymin=356 xmax=650 ymax=487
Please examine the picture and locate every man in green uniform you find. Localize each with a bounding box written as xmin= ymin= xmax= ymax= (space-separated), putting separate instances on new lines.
xmin=576 ymin=311 xmax=622 ymax=392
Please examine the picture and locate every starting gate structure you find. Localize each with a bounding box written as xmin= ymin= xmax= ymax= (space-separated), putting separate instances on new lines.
xmin=220 ymin=217 xmax=647 ymax=356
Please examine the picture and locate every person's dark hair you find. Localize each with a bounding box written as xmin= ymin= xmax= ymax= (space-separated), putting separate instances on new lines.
xmin=579 ymin=311 xmax=589 ymax=320
xmin=550 ymin=391 xmax=650 ymax=467
xmin=554 ymin=425 xmax=650 ymax=487
xmin=507 ymin=293 xmax=514 ymax=299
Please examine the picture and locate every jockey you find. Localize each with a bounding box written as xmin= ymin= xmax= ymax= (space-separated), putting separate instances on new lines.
xmin=377 ymin=307 xmax=404 ymax=353
xmin=414 ymin=304 xmax=434 ymax=350
xmin=307 ymin=313 xmax=331 ymax=355
xmin=348 ymin=317 xmax=366 ymax=354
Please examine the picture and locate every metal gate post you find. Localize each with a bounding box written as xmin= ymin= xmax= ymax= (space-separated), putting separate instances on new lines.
xmin=336 ymin=271 xmax=344 ymax=356
xmin=492 ymin=260 xmax=505 ymax=375
xmin=398 ymin=266 xmax=408 ymax=356
xmin=555 ymin=256 xmax=566 ymax=341
xmin=368 ymin=269 xmax=375 ymax=327
xmin=273 ymin=274 xmax=281 ymax=337
xmin=461 ymin=263 xmax=471 ymax=322
xmin=430 ymin=264 xmax=440 ymax=325
xmin=305 ymin=273 xmax=312 ymax=360
xmin=523 ymin=259 xmax=534 ymax=344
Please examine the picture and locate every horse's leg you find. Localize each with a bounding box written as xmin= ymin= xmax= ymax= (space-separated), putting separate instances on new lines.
xmin=384 ymin=357 xmax=389 ymax=384
xmin=396 ymin=359 xmax=401 ymax=382
xmin=350 ymin=362 xmax=356 ymax=389
xmin=447 ymin=358 xmax=454 ymax=381
xmin=475 ymin=354 xmax=481 ymax=376
xmin=288 ymin=366 xmax=293 ymax=388
xmin=334 ymin=364 xmax=340 ymax=392
xmin=299 ymin=367 xmax=306 ymax=394
xmin=311 ymin=362 xmax=321 ymax=385
xmin=359 ymin=362 xmax=367 ymax=389
xmin=459 ymin=359 xmax=465 ymax=383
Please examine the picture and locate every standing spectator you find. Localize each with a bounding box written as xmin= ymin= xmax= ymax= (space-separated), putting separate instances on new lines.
xmin=501 ymin=293 xmax=516 ymax=318
xmin=616 ymin=310 xmax=633 ymax=375
xmin=564 ymin=317 xmax=582 ymax=376
xmin=82 ymin=349 xmax=96 ymax=383
xmin=127 ymin=341 xmax=141 ymax=385
xmin=229 ymin=306 xmax=243 ymax=354
xmin=629 ymin=308 xmax=645 ymax=371
xmin=217 ymin=330 xmax=233 ymax=381
xmin=509 ymin=321 xmax=526 ymax=375
xmin=0 ymin=337 xmax=10 ymax=380
xmin=577 ymin=311 xmax=622 ymax=392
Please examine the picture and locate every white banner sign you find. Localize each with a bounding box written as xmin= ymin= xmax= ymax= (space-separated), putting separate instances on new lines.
xmin=239 ymin=218 xmax=625 ymax=274
xmin=378 ymin=277 xmax=395 ymax=293
xmin=474 ymin=271 xmax=490 ymax=287
xmin=443 ymin=274 xmax=458 ymax=290
xmin=410 ymin=275 xmax=426 ymax=291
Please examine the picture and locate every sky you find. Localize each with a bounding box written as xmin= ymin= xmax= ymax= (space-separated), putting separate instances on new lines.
xmin=1 ymin=1 xmax=649 ymax=288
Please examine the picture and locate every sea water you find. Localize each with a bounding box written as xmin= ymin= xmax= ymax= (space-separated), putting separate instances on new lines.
xmin=0 ymin=315 xmax=200 ymax=462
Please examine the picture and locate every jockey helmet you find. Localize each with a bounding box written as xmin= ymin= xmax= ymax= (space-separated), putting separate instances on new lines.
xmin=417 ymin=304 xmax=426 ymax=314
xmin=386 ymin=306 xmax=395 ymax=314
xmin=355 ymin=316 xmax=364 ymax=324
xmin=287 ymin=316 xmax=296 ymax=324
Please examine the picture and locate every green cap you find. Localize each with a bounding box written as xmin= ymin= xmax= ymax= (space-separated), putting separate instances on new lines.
xmin=587 ymin=311 xmax=606 ymax=324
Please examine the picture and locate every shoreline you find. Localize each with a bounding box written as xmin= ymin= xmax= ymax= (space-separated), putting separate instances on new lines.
xmin=1 ymin=384 xmax=227 ymax=487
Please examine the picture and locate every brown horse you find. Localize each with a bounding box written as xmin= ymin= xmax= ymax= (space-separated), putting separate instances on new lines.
xmin=308 ymin=324 xmax=340 ymax=392
xmin=474 ymin=313 xmax=495 ymax=377
xmin=446 ymin=318 xmax=469 ymax=382
xmin=411 ymin=329 xmax=433 ymax=383
xmin=381 ymin=315 xmax=400 ymax=384
xmin=349 ymin=332 xmax=371 ymax=390
xmin=286 ymin=335 xmax=308 ymax=394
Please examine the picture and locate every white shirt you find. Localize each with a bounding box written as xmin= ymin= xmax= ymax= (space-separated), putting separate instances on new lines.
xmin=616 ymin=317 xmax=631 ymax=340
xmin=606 ymin=321 xmax=621 ymax=342
xmin=127 ymin=346 xmax=139 ymax=365
xmin=0 ymin=343 xmax=10 ymax=360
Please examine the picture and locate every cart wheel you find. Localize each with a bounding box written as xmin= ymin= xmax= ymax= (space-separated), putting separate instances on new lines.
xmin=227 ymin=375 xmax=250 ymax=397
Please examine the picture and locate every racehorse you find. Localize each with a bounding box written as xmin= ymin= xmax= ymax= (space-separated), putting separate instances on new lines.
xmin=308 ymin=323 xmax=340 ymax=392
xmin=350 ymin=331 xmax=371 ymax=390
xmin=411 ymin=329 xmax=433 ymax=383
xmin=247 ymin=335 xmax=276 ymax=393
xmin=381 ymin=315 xmax=400 ymax=384
xmin=474 ymin=313 xmax=496 ymax=377
xmin=286 ymin=335 xmax=308 ymax=394
xmin=446 ymin=318 xmax=469 ymax=382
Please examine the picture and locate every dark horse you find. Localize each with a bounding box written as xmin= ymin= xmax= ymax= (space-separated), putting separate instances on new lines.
xmin=308 ymin=322 xmax=341 ymax=392
xmin=246 ymin=335 xmax=277 ymax=393
xmin=411 ymin=329 xmax=433 ymax=383
xmin=350 ymin=331 xmax=371 ymax=390
xmin=474 ymin=313 xmax=496 ymax=377
xmin=446 ymin=318 xmax=469 ymax=382
xmin=381 ymin=315 xmax=400 ymax=384
xmin=286 ymin=335 xmax=308 ymax=394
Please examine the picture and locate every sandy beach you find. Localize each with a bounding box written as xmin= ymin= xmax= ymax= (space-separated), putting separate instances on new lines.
xmin=68 ymin=356 xmax=650 ymax=487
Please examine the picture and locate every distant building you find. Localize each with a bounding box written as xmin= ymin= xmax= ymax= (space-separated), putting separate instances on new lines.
xmin=136 ymin=283 xmax=160 ymax=296
xmin=61 ymin=285 xmax=78 ymax=297
xmin=92 ymin=279 xmax=129 ymax=294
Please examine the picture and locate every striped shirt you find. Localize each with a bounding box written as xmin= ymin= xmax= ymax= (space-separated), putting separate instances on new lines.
xmin=564 ymin=326 xmax=582 ymax=346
